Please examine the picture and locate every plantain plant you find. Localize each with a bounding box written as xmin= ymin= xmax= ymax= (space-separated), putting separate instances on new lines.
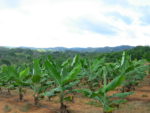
xmin=13 ymin=66 xmax=30 ymax=101
xmin=0 ymin=65 xmax=16 ymax=95
xmin=77 ymin=52 xmax=134 ymax=113
xmin=30 ymin=59 xmax=51 ymax=105
xmin=45 ymin=55 xmax=81 ymax=113
xmin=80 ymin=57 xmax=105 ymax=91
xmin=118 ymin=53 xmax=148 ymax=92
xmin=1 ymin=65 xmax=30 ymax=101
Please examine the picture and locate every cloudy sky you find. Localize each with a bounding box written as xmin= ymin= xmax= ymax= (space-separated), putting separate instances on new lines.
xmin=0 ymin=0 xmax=150 ymax=48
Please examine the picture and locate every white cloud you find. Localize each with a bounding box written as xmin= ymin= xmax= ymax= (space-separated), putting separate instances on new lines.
xmin=0 ymin=0 xmax=149 ymax=48
xmin=128 ymin=0 xmax=150 ymax=6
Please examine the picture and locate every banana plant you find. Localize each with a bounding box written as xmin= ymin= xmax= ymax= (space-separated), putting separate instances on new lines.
xmin=45 ymin=55 xmax=81 ymax=113
xmin=118 ymin=53 xmax=148 ymax=92
xmin=0 ymin=65 xmax=30 ymax=101
xmin=14 ymin=66 xmax=30 ymax=101
xmin=76 ymin=52 xmax=134 ymax=113
xmin=76 ymin=66 xmax=133 ymax=113
xmin=30 ymin=59 xmax=52 ymax=105
xmin=0 ymin=65 xmax=16 ymax=95
xmin=80 ymin=57 xmax=105 ymax=91
xmin=0 ymin=65 xmax=7 ymax=93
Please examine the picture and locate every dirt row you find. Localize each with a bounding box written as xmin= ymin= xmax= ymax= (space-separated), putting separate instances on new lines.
xmin=0 ymin=75 xmax=150 ymax=113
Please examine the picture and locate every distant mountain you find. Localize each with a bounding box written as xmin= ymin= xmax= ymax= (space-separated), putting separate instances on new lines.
xmin=9 ymin=45 xmax=134 ymax=53
xmin=36 ymin=45 xmax=134 ymax=53
xmin=69 ymin=45 xmax=134 ymax=52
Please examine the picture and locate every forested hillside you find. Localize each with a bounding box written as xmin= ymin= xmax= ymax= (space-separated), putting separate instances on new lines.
xmin=0 ymin=46 xmax=149 ymax=65
xmin=99 ymin=46 xmax=150 ymax=62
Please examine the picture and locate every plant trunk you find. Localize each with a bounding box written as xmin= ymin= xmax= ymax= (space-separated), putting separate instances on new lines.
xmin=48 ymin=96 xmax=51 ymax=101
xmin=60 ymin=91 xmax=70 ymax=113
xmin=0 ymin=87 xmax=2 ymax=93
xmin=7 ymin=89 xmax=11 ymax=95
xmin=19 ymin=93 xmax=23 ymax=101
xmin=60 ymin=102 xmax=70 ymax=113
xmin=88 ymin=81 xmax=94 ymax=91
xmin=71 ymin=95 xmax=74 ymax=103
xmin=103 ymin=111 xmax=113 ymax=113
xmin=19 ymin=87 xmax=23 ymax=101
xmin=34 ymin=94 xmax=39 ymax=105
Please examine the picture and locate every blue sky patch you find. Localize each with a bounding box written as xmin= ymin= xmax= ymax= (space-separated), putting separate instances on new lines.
xmin=4 ymin=0 xmax=20 ymax=8
xmin=75 ymin=19 xmax=117 ymax=35
xmin=107 ymin=12 xmax=133 ymax=25
xmin=140 ymin=7 xmax=150 ymax=25
xmin=103 ymin=0 xmax=129 ymax=7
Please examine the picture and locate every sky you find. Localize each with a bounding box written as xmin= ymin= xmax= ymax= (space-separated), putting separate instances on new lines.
xmin=0 ymin=0 xmax=150 ymax=48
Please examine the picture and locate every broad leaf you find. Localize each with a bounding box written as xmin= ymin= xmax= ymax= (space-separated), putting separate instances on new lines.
xmin=111 ymin=99 xmax=127 ymax=105
xmin=109 ymin=92 xmax=134 ymax=98
xmin=33 ymin=59 xmax=42 ymax=75
xmin=19 ymin=67 xmax=29 ymax=79
xmin=45 ymin=60 xmax=61 ymax=85
xmin=62 ymin=64 xmax=81 ymax=85
xmin=75 ymin=89 xmax=93 ymax=97
xmin=32 ymin=75 xmax=41 ymax=83
xmin=104 ymin=75 xmax=125 ymax=92
xmin=71 ymin=55 xmax=79 ymax=67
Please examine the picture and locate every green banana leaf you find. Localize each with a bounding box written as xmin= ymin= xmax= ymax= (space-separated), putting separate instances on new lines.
xmin=62 ymin=64 xmax=81 ymax=85
xmin=104 ymin=75 xmax=125 ymax=92
xmin=45 ymin=60 xmax=61 ymax=85
xmin=109 ymin=92 xmax=134 ymax=98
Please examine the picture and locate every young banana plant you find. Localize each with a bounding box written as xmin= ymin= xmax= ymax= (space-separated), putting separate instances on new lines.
xmin=1 ymin=65 xmax=30 ymax=101
xmin=80 ymin=57 xmax=105 ymax=91
xmin=0 ymin=65 xmax=16 ymax=95
xmin=77 ymin=52 xmax=134 ymax=113
xmin=45 ymin=55 xmax=81 ymax=113
xmin=118 ymin=53 xmax=148 ymax=92
xmin=76 ymin=65 xmax=133 ymax=113
xmin=0 ymin=65 xmax=7 ymax=93
xmin=30 ymin=59 xmax=52 ymax=105
xmin=14 ymin=66 xmax=30 ymax=101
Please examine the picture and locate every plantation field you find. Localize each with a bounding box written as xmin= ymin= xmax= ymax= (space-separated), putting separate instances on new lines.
xmin=0 ymin=52 xmax=149 ymax=113
xmin=0 ymin=75 xmax=150 ymax=113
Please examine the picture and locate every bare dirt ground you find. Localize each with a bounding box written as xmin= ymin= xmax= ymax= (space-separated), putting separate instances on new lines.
xmin=0 ymin=75 xmax=150 ymax=113
xmin=115 ymin=75 xmax=150 ymax=113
